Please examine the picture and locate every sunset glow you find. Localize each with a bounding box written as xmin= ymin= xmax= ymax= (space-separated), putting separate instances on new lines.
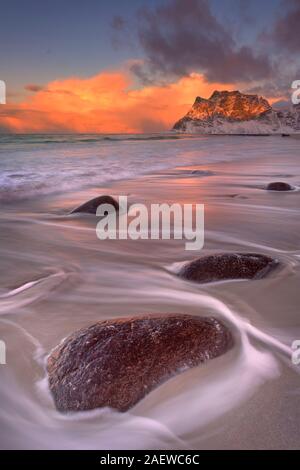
xmin=0 ymin=71 xmax=235 ymax=133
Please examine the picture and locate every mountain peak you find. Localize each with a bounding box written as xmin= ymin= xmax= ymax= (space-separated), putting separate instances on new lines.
xmin=186 ymin=90 xmax=271 ymax=122
xmin=194 ymin=96 xmax=207 ymax=104
xmin=172 ymin=90 xmax=300 ymax=134
xmin=209 ymin=90 xmax=241 ymax=100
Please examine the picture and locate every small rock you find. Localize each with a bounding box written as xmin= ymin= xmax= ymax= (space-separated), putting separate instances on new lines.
xmin=191 ymin=170 xmax=214 ymax=176
xmin=71 ymin=195 xmax=119 ymax=215
xmin=266 ymin=182 xmax=293 ymax=191
xmin=229 ymin=194 xmax=248 ymax=199
xmin=178 ymin=253 xmax=278 ymax=284
xmin=47 ymin=314 xmax=233 ymax=412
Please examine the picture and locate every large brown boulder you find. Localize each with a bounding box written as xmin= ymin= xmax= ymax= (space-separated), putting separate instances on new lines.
xmin=71 ymin=195 xmax=119 ymax=215
xmin=266 ymin=182 xmax=293 ymax=191
xmin=47 ymin=314 xmax=233 ymax=412
xmin=178 ymin=253 xmax=278 ymax=284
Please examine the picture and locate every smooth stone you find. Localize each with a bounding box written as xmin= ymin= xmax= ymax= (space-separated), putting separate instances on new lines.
xmin=71 ymin=195 xmax=119 ymax=214
xmin=178 ymin=253 xmax=278 ymax=284
xmin=266 ymin=182 xmax=293 ymax=191
xmin=47 ymin=314 xmax=233 ymax=412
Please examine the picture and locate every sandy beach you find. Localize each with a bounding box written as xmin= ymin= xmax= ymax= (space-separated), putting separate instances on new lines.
xmin=0 ymin=134 xmax=300 ymax=449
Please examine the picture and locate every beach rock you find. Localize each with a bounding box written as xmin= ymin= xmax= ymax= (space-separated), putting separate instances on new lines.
xmin=191 ymin=170 xmax=214 ymax=176
xmin=47 ymin=314 xmax=233 ymax=412
xmin=228 ymin=194 xmax=248 ymax=199
xmin=178 ymin=253 xmax=278 ymax=284
xmin=71 ymin=195 xmax=119 ymax=215
xmin=266 ymin=182 xmax=293 ymax=191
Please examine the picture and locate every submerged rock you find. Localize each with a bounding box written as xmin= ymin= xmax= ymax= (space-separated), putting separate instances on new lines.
xmin=71 ymin=195 xmax=119 ymax=215
xmin=47 ymin=314 xmax=233 ymax=412
xmin=266 ymin=182 xmax=293 ymax=191
xmin=191 ymin=170 xmax=214 ymax=176
xmin=178 ymin=253 xmax=278 ymax=284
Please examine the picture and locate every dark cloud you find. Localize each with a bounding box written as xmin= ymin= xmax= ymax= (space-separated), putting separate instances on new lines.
xmin=111 ymin=15 xmax=126 ymax=31
xmin=25 ymin=84 xmax=76 ymax=96
xmin=110 ymin=14 xmax=134 ymax=50
xmin=25 ymin=84 xmax=44 ymax=92
xmin=244 ymin=61 xmax=300 ymax=102
xmin=272 ymin=0 xmax=300 ymax=52
xmin=129 ymin=61 xmax=156 ymax=85
xmin=127 ymin=0 xmax=273 ymax=84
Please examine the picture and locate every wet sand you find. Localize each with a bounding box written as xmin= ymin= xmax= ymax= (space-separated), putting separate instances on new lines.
xmin=0 ymin=139 xmax=300 ymax=449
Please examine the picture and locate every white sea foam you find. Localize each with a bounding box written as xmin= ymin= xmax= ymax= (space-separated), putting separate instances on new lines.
xmin=1 ymin=133 xmax=297 ymax=202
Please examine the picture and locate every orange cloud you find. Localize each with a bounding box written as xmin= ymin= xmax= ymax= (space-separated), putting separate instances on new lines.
xmin=0 ymin=70 xmax=235 ymax=133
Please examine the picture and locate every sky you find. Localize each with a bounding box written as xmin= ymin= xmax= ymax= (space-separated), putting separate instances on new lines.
xmin=0 ymin=0 xmax=299 ymax=133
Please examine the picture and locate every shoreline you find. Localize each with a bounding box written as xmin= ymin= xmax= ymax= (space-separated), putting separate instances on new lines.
xmin=0 ymin=138 xmax=299 ymax=449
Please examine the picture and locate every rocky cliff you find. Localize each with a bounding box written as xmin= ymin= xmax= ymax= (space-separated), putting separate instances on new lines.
xmin=173 ymin=90 xmax=300 ymax=134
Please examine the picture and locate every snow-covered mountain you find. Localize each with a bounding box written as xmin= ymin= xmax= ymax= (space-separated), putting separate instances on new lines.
xmin=173 ymin=90 xmax=300 ymax=134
